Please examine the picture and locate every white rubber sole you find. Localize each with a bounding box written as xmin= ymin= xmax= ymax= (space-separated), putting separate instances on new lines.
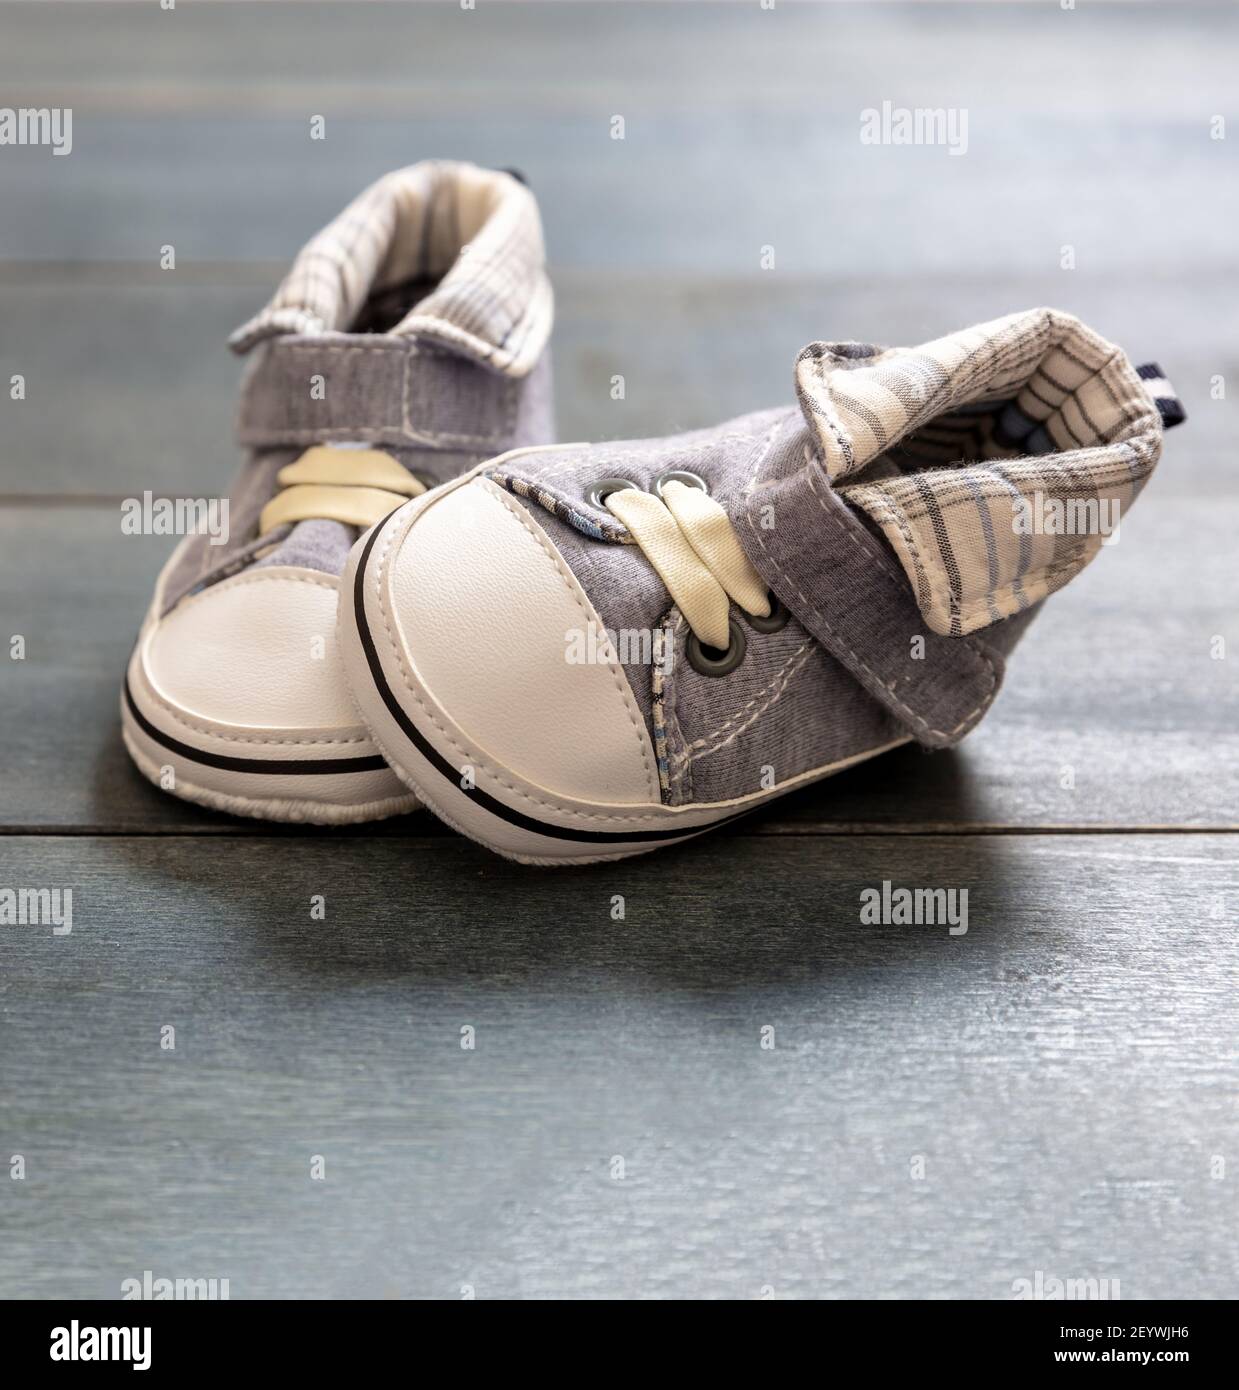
xmin=121 ymin=653 xmax=418 ymax=827
xmin=338 ymin=491 xmax=909 ymax=864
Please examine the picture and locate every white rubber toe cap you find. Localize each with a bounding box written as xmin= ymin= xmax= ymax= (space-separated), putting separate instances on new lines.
xmin=143 ymin=566 xmax=361 ymax=732
xmin=381 ymin=477 xmax=662 ymax=806
xmin=125 ymin=565 xmax=414 ymax=823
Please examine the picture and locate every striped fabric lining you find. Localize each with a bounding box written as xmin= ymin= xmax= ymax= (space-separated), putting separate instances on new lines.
xmin=228 ymin=161 xmax=552 ymax=378
xmin=794 ymin=308 xmax=1179 ymax=637
xmin=490 ymin=471 xmax=631 ymax=543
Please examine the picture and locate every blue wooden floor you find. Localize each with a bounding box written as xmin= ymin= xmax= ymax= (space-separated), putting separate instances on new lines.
xmin=0 ymin=1 xmax=1236 ymax=1299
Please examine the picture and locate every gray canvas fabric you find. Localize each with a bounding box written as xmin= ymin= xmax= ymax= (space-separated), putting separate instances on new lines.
xmin=493 ymin=411 xmax=972 ymax=800
xmin=655 ymin=606 xmax=907 ymax=807
xmin=489 ymin=311 xmax=1176 ymax=807
xmin=737 ymin=410 xmax=1008 ymax=748
xmin=235 ymin=336 xmax=547 ymax=454
xmin=158 ymin=161 xmax=555 ymax=614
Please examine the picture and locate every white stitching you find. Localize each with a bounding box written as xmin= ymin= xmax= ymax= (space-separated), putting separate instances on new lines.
xmin=142 ymin=570 xmax=374 ymax=747
xmin=671 ymin=637 xmax=817 ymax=764
xmin=239 ymin=341 xmax=513 ymax=449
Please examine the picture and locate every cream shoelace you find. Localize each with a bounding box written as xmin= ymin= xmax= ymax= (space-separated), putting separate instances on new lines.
xmin=258 ymin=445 xmax=428 ymax=537
xmin=604 ymin=480 xmax=770 ymax=650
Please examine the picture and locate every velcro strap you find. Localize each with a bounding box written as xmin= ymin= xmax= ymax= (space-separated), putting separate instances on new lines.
xmin=737 ymin=420 xmax=1007 ymax=748
xmin=236 ymin=336 xmax=521 ymax=451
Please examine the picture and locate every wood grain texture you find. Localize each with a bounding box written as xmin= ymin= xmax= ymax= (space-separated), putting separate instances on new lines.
xmin=1 ymin=834 xmax=1235 ymax=1299
xmin=5 ymin=0 xmax=1232 ymax=103
xmin=1 ymin=4 xmax=1235 ymax=273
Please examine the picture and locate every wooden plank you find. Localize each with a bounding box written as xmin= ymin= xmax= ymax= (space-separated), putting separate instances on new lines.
xmin=0 ymin=6 xmax=1234 ymax=271
xmin=0 ymin=271 xmax=1224 ymax=498
xmin=1 ymin=832 xmax=1235 ymax=1298
xmin=0 ymin=279 xmax=252 ymax=500
xmin=0 ymin=489 xmax=1234 ymax=834
xmin=3 ymin=1 xmax=1231 ymax=115
xmin=6 ymin=113 xmax=1233 ymax=275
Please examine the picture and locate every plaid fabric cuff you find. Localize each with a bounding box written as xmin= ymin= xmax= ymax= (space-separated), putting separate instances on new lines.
xmin=794 ymin=308 xmax=1180 ymax=637
xmin=229 ymin=161 xmax=553 ymax=379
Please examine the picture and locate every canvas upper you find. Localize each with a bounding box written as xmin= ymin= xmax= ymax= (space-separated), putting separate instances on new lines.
xmin=337 ymin=308 xmax=1184 ymax=861
xmin=122 ymin=160 xmax=555 ymax=824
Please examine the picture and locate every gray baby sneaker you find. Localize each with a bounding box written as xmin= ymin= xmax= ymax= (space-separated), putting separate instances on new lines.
xmin=122 ymin=160 xmax=554 ymax=823
xmin=338 ymin=308 xmax=1183 ymax=862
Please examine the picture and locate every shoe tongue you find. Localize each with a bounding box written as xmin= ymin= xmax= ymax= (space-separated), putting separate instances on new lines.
xmin=228 ymin=161 xmax=552 ymax=377
xmin=254 ymin=517 xmax=355 ymax=579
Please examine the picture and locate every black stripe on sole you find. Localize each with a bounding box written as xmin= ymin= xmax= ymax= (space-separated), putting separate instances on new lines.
xmin=351 ymin=515 xmax=749 ymax=846
xmin=123 ymin=675 xmax=389 ymax=777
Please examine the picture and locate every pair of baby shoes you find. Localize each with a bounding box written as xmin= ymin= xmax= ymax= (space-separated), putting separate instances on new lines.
xmin=124 ymin=161 xmax=1185 ymax=863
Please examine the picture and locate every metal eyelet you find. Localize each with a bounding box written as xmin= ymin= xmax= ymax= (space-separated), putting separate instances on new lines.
xmin=585 ymin=477 xmax=638 ymax=509
xmin=745 ymin=596 xmax=791 ymax=634
xmin=686 ymin=618 xmax=747 ymax=677
xmin=652 ymin=469 xmax=709 ymax=501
